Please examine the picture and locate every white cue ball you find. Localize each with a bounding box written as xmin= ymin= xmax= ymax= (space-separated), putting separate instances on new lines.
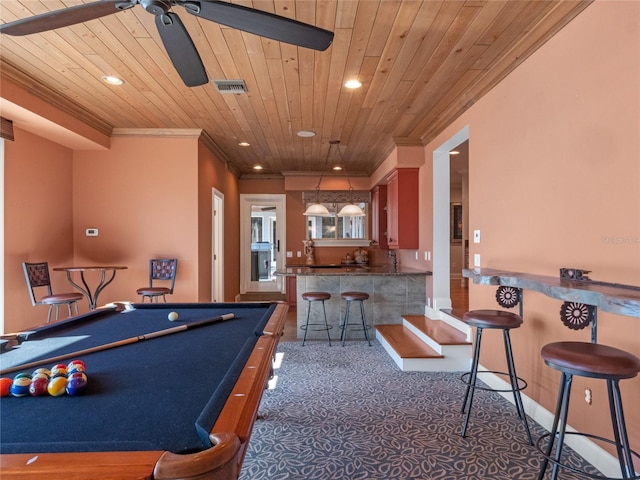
xmin=168 ymin=311 xmax=179 ymax=321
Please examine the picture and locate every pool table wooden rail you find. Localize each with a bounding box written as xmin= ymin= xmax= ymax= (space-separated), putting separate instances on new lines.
xmin=0 ymin=302 xmax=288 ymax=480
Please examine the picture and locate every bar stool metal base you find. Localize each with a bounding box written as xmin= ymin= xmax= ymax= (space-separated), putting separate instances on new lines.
xmin=301 ymin=292 xmax=332 ymax=346
xmin=460 ymin=310 xmax=533 ymax=445
xmin=339 ymin=292 xmax=372 ymax=347
xmin=536 ymin=342 xmax=640 ymax=480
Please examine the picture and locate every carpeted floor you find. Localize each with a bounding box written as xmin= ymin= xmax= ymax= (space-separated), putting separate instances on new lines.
xmin=240 ymin=340 xmax=599 ymax=480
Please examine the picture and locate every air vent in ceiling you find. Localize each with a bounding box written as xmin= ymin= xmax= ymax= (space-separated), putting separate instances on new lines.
xmin=212 ymin=80 xmax=248 ymax=94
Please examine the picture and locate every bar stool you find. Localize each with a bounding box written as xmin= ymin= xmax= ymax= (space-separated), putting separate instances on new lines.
xmin=339 ymin=292 xmax=371 ymax=347
xmin=300 ymin=292 xmax=332 ymax=346
xmin=460 ymin=309 xmax=533 ymax=444
xmin=536 ymin=341 xmax=640 ymax=480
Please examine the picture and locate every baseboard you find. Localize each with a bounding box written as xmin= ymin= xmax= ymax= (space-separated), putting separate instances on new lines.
xmin=477 ymin=365 xmax=623 ymax=478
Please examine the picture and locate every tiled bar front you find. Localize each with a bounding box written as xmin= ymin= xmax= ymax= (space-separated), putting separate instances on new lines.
xmin=294 ymin=272 xmax=428 ymax=341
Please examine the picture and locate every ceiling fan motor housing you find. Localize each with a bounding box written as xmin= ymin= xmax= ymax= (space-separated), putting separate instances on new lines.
xmin=141 ymin=0 xmax=171 ymax=16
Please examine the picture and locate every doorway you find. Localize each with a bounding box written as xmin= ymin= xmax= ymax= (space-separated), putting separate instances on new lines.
xmin=212 ymin=189 xmax=224 ymax=302
xmin=432 ymin=126 xmax=469 ymax=314
xmin=239 ymin=194 xmax=286 ymax=294
xmin=449 ymin=140 xmax=469 ymax=316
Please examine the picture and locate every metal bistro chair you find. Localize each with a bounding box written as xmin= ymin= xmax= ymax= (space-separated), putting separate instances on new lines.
xmin=136 ymin=258 xmax=177 ymax=303
xmin=23 ymin=261 xmax=84 ymax=323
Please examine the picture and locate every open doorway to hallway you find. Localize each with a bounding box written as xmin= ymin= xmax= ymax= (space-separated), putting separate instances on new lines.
xmin=239 ymin=194 xmax=286 ymax=296
xmin=449 ymin=141 xmax=469 ymax=317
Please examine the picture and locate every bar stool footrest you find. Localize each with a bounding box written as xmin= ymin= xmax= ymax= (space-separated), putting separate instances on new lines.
xmin=535 ymin=432 xmax=640 ymax=480
xmin=460 ymin=370 xmax=528 ymax=393
xmin=300 ymin=324 xmax=333 ymax=332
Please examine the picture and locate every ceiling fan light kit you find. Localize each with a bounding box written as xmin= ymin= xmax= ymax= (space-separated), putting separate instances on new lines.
xmin=0 ymin=0 xmax=334 ymax=87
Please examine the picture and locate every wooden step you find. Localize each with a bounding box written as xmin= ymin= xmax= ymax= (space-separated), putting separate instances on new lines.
xmin=375 ymin=325 xmax=443 ymax=358
xmin=403 ymin=315 xmax=470 ymax=346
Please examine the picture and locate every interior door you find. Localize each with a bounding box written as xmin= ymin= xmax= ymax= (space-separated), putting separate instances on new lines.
xmin=240 ymin=194 xmax=286 ymax=293
xmin=212 ymin=189 xmax=224 ymax=302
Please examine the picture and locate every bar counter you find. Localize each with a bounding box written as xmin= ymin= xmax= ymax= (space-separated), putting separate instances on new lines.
xmin=277 ymin=265 xmax=431 ymax=341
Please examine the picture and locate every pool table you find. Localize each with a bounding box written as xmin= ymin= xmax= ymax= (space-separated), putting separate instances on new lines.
xmin=0 ymin=301 xmax=287 ymax=480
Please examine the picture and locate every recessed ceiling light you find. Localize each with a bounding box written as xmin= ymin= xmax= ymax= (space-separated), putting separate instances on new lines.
xmin=344 ymin=79 xmax=362 ymax=89
xmin=239 ymin=141 xmax=251 ymax=147
xmin=297 ymin=130 xmax=316 ymax=137
xmin=333 ymin=166 xmax=343 ymax=171
xmin=253 ymin=165 xmax=263 ymax=170
xmin=449 ymin=150 xmax=460 ymax=155
xmin=101 ymin=75 xmax=124 ymax=86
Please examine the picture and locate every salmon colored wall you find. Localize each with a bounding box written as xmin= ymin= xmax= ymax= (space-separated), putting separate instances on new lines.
xmin=72 ymin=135 xmax=200 ymax=309
xmin=418 ymin=0 xmax=639 ymax=459
xmin=198 ymin=141 xmax=241 ymax=302
xmin=3 ymin=128 xmax=75 ymax=332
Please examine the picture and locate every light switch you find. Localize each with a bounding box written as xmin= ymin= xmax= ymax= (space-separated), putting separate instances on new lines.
xmin=474 ymin=254 xmax=481 ymax=267
xmin=86 ymin=228 xmax=99 ymax=237
xmin=286 ymin=251 xmax=293 ymax=258
xmin=297 ymin=251 xmax=302 ymax=257
xmin=473 ymin=230 xmax=481 ymax=243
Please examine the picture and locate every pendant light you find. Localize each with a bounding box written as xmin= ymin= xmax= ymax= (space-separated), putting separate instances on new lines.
xmin=303 ymin=142 xmax=331 ymax=216
xmin=335 ymin=141 xmax=365 ymax=217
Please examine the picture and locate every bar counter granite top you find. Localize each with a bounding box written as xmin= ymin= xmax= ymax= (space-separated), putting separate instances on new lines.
xmin=277 ymin=264 xmax=431 ymax=276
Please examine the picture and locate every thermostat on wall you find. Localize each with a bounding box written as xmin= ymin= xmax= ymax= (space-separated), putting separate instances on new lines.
xmin=86 ymin=228 xmax=99 ymax=237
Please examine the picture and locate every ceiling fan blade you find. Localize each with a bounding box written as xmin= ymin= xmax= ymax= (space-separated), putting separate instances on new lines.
xmin=180 ymin=0 xmax=333 ymax=51
xmin=155 ymin=12 xmax=208 ymax=87
xmin=0 ymin=0 xmax=137 ymax=36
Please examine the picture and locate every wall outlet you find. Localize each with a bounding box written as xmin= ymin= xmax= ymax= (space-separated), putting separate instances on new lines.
xmin=286 ymin=251 xmax=293 ymax=258
xmin=585 ymin=388 xmax=592 ymax=405
xmin=297 ymin=251 xmax=302 ymax=257
xmin=415 ymin=251 xmax=419 ymax=260
xmin=474 ymin=254 xmax=481 ymax=267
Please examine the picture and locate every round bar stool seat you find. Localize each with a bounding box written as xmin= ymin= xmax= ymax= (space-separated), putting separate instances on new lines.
xmin=300 ymin=292 xmax=332 ymax=346
xmin=339 ymin=292 xmax=371 ymax=346
xmin=537 ymin=341 xmax=640 ymax=480
xmin=460 ymin=309 xmax=533 ymax=444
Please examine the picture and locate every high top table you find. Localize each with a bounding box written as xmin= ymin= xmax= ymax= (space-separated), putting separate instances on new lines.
xmin=53 ymin=265 xmax=127 ymax=310
xmin=463 ymin=268 xmax=640 ymax=342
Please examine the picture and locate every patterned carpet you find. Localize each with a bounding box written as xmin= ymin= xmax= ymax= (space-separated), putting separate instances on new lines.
xmin=240 ymin=340 xmax=599 ymax=480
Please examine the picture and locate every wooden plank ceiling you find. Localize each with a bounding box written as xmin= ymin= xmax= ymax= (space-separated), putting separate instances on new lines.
xmin=0 ymin=0 xmax=592 ymax=176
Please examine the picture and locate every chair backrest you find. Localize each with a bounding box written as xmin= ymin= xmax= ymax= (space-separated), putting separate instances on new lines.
xmin=149 ymin=258 xmax=177 ymax=293
xmin=23 ymin=262 xmax=53 ymax=306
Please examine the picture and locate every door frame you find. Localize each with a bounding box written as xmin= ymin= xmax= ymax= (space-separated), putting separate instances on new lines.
xmin=432 ymin=125 xmax=469 ymax=313
xmin=211 ymin=188 xmax=224 ymax=302
xmin=239 ymin=194 xmax=286 ymax=294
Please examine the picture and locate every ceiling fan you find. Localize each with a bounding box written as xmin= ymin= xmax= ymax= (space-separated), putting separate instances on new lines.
xmin=0 ymin=0 xmax=334 ymax=87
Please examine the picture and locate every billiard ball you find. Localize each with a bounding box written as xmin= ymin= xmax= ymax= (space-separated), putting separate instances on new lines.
xmin=29 ymin=377 xmax=49 ymax=396
xmin=67 ymin=359 xmax=86 ymax=371
xmin=0 ymin=377 xmax=12 ymax=397
xmin=10 ymin=377 xmax=31 ymax=397
xmin=66 ymin=375 xmax=88 ymax=396
xmin=168 ymin=311 xmax=179 ymax=321
xmin=68 ymin=372 xmax=88 ymax=383
xmin=14 ymin=372 xmax=32 ymax=380
xmin=51 ymin=364 xmax=68 ymax=378
xmin=33 ymin=368 xmax=51 ymax=379
xmin=68 ymin=364 xmax=86 ymax=375
xmin=47 ymin=377 xmax=67 ymax=396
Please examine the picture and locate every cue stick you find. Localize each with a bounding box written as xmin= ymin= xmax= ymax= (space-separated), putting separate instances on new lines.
xmin=0 ymin=313 xmax=235 ymax=376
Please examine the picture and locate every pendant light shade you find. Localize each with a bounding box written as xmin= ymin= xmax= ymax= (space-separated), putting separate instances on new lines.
xmin=337 ymin=202 xmax=365 ymax=217
xmin=304 ymin=202 xmax=331 ymax=216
